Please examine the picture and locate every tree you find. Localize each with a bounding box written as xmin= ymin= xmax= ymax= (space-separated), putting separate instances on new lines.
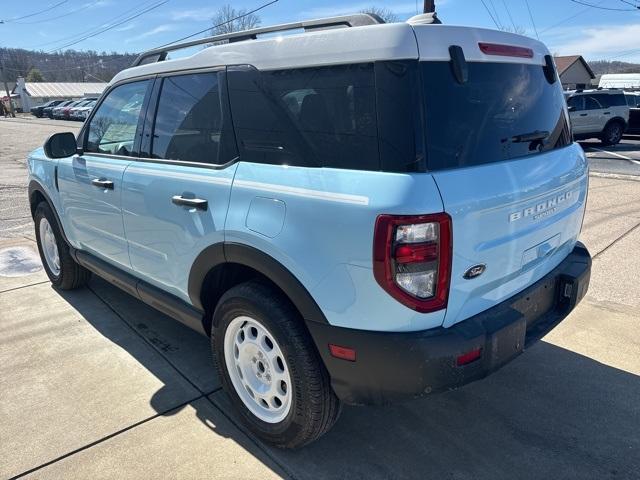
xmin=360 ymin=6 xmax=399 ymax=23
xmin=211 ymin=4 xmax=261 ymax=36
xmin=26 ymin=68 xmax=45 ymax=82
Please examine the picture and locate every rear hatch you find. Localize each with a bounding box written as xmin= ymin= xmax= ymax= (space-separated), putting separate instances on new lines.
xmin=414 ymin=26 xmax=588 ymax=327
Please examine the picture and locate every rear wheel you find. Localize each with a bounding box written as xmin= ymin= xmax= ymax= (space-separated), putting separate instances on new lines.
xmin=601 ymin=121 xmax=624 ymax=145
xmin=212 ymin=281 xmax=341 ymax=448
xmin=34 ymin=202 xmax=91 ymax=290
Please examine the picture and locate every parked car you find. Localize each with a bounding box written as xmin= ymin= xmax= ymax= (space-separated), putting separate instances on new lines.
xmin=30 ymin=100 xmax=64 ymax=118
xmin=52 ymin=100 xmax=80 ymax=119
xmin=69 ymin=99 xmax=97 ymax=121
xmin=44 ymin=100 xmax=73 ymax=119
xmin=74 ymin=100 xmax=96 ymax=121
xmin=624 ymin=92 xmax=640 ymax=134
xmin=60 ymin=100 xmax=89 ymax=120
xmin=28 ymin=13 xmax=591 ymax=448
xmin=565 ymin=89 xmax=629 ymax=145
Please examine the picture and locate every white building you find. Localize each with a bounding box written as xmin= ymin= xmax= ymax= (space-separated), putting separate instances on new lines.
xmin=12 ymin=77 xmax=107 ymax=112
xmin=599 ymin=73 xmax=640 ymax=91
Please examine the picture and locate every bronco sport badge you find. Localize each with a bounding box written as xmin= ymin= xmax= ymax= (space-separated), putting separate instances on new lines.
xmin=509 ymin=190 xmax=576 ymax=222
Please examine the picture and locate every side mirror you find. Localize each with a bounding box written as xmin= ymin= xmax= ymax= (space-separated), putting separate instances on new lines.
xmin=567 ymin=105 xmax=576 ymax=112
xmin=44 ymin=132 xmax=78 ymax=158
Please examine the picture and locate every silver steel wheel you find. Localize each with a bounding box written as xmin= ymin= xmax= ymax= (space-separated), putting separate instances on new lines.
xmin=224 ymin=316 xmax=292 ymax=423
xmin=39 ymin=218 xmax=60 ymax=276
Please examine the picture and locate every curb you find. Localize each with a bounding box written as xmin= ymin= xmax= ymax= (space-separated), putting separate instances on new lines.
xmin=589 ymin=171 xmax=640 ymax=182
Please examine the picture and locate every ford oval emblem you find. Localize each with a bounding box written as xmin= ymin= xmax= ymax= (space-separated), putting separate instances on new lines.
xmin=463 ymin=264 xmax=486 ymax=280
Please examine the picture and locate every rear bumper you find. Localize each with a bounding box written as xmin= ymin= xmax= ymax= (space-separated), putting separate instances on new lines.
xmin=307 ymin=242 xmax=591 ymax=406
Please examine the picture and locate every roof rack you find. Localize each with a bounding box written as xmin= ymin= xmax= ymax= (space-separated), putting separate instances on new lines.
xmin=132 ymin=13 xmax=384 ymax=67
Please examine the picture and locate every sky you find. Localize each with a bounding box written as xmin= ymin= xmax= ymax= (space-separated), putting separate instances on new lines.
xmin=0 ymin=0 xmax=639 ymax=62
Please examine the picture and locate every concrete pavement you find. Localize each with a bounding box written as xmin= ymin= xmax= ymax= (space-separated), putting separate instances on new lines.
xmin=1 ymin=117 xmax=639 ymax=479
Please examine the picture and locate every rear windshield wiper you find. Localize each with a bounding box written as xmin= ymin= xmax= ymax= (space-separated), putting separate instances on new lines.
xmin=508 ymin=130 xmax=550 ymax=143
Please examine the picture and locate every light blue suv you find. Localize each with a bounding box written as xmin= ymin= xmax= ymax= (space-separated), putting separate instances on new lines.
xmin=27 ymin=14 xmax=592 ymax=448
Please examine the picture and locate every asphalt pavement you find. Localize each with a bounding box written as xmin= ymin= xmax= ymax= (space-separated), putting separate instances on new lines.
xmin=580 ymin=135 xmax=640 ymax=177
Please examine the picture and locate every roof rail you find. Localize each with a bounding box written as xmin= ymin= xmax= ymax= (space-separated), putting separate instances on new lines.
xmin=132 ymin=13 xmax=384 ymax=67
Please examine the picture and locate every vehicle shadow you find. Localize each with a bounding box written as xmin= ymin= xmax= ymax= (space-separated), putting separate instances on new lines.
xmin=56 ymin=280 xmax=640 ymax=480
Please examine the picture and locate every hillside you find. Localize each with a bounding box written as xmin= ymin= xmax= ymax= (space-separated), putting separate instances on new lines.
xmin=0 ymin=48 xmax=137 ymax=83
xmin=588 ymin=60 xmax=640 ymax=75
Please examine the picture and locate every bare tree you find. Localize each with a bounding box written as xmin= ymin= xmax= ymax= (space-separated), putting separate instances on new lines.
xmin=359 ymin=6 xmax=399 ymax=23
xmin=211 ymin=4 xmax=261 ymax=36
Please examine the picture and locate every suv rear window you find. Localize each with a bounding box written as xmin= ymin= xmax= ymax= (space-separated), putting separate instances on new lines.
xmin=421 ymin=62 xmax=572 ymax=171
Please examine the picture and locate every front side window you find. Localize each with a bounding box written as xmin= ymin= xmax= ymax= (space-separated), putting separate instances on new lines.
xmin=86 ymin=80 xmax=149 ymax=156
xmin=567 ymin=95 xmax=584 ymax=111
xmin=151 ymin=72 xmax=235 ymax=164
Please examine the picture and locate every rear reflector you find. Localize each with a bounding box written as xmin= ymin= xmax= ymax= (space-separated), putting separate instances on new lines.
xmin=394 ymin=243 xmax=438 ymax=264
xmin=456 ymin=348 xmax=482 ymax=366
xmin=478 ymin=42 xmax=533 ymax=59
xmin=329 ymin=344 xmax=357 ymax=362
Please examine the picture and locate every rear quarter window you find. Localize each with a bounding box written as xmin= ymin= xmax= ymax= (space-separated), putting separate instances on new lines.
xmin=228 ymin=63 xmax=379 ymax=170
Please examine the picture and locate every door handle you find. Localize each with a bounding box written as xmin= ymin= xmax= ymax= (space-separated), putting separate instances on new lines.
xmin=579 ymin=113 xmax=588 ymax=116
xmin=91 ymin=178 xmax=114 ymax=189
xmin=603 ymin=112 xmax=611 ymax=115
xmin=172 ymin=195 xmax=208 ymax=211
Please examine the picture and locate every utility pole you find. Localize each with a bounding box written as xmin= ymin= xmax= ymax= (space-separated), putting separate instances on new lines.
xmin=0 ymin=56 xmax=16 ymax=117
xmin=423 ymin=0 xmax=435 ymax=13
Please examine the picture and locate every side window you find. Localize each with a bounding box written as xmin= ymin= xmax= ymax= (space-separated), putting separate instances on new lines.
xmin=151 ymin=72 xmax=236 ymax=165
xmin=608 ymin=93 xmax=626 ymax=107
xmin=567 ymin=95 xmax=584 ymax=111
xmin=584 ymin=95 xmax=604 ymax=110
xmin=86 ymin=80 xmax=149 ymax=156
xmin=228 ymin=63 xmax=379 ymax=170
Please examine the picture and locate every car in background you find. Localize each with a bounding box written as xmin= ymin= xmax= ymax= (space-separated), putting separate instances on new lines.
xmin=565 ymin=89 xmax=629 ymax=145
xmin=75 ymin=100 xmax=97 ymax=121
xmin=30 ymin=100 xmax=64 ymax=118
xmin=624 ymin=92 xmax=640 ymax=134
xmin=51 ymin=100 xmax=79 ymax=119
xmin=69 ymin=99 xmax=97 ymax=121
xmin=44 ymin=100 xmax=73 ymax=119
xmin=59 ymin=100 xmax=86 ymax=120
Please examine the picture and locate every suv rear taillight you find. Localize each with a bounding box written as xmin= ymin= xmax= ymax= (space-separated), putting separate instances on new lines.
xmin=373 ymin=213 xmax=452 ymax=313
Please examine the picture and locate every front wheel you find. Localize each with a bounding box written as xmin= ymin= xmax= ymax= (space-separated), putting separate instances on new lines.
xmin=34 ymin=202 xmax=91 ymax=290
xmin=212 ymin=281 xmax=341 ymax=448
xmin=601 ymin=122 xmax=624 ymax=145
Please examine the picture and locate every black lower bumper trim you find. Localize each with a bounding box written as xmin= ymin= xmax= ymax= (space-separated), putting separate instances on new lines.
xmin=306 ymin=242 xmax=592 ymax=406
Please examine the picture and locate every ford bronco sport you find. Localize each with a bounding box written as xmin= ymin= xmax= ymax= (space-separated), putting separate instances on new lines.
xmin=565 ymin=89 xmax=629 ymax=145
xmin=28 ymin=13 xmax=591 ymax=448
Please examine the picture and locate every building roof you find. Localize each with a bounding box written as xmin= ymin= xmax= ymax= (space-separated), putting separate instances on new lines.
xmin=554 ymin=55 xmax=595 ymax=79
xmin=16 ymin=82 xmax=107 ymax=98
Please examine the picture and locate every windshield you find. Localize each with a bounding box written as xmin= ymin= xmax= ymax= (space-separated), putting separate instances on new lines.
xmin=421 ymin=61 xmax=572 ymax=171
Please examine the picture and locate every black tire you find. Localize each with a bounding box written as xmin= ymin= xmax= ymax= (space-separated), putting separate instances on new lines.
xmin=601 ymin=121 xmax=624 ymax=146
xmin=212 ymin=281 xmax=341 ymax=448
xmin=34 ymin=201 xmax=91 ymax=290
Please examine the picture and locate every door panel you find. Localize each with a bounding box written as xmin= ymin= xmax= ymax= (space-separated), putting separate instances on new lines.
xmin=122 ymin=163 xmax=236 ymax=302
xmin=57 ymin=155 xmax=132 ymax=266
xmin=121 ymin=70 xmax=238 ymax=303
xmin=57 ymin=79 xmax=152 ymax=268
